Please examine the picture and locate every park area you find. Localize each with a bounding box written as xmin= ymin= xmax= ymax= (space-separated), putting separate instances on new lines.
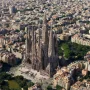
xmin=8 ymin=80 xmax=21 ymax=90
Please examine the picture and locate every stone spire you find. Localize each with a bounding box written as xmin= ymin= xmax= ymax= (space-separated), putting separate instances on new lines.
xmin=46 ymin=63 xmax=51 ymax=77
xmin=54 ymin=32 xmax=58 ymax=56
xmin=32 ymin=26 xmax=36 ymax=60
xmin=27 ymin=26 xmax=30 ymax=39
xmin=43 ymin=12 xmax=47 ymax=24
xmin=25 ymin=27 xmax=29 ymax=55
xmin=25 ymin=26 xmax=32 ymax=63
xmin=27 ymin=26 xmax=32 ymax=52
xmin=36 ymin=24 xmax=42 ymax=69
xmin=34 ymin=32 xmax=37 ymax=57
xmin=38 ymin=25 xmax=41 ymax=48
xmin=37 ymin=41 xmax=42 ymax=69
xmin=48 ymin=30 xmax=55 ymax=57
xmin=42 ymin=12 xmax=48 ymax=45
xmin=34 ymin=31 xmax=36 ymax=46
xmin=32 ymin=26 xmax=38 ymax=69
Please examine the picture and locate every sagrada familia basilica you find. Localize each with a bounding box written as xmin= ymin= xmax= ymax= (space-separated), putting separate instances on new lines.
xmin=25 ymin=13 xmax=59 ymax=77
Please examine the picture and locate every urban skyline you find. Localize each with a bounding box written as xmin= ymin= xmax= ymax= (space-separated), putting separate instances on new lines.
xmin=0 ymin=0 xmax=90 ymax=90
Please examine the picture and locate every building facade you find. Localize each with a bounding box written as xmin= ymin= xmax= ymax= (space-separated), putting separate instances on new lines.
xmin=25 ymin=14 xmax=58 ymax=77
xmin=71 ymin=34 xmax=90 ymax=46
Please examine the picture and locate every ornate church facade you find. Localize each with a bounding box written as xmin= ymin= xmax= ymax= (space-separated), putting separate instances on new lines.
xmin=25 ymin=14 xmax=59 ymax=77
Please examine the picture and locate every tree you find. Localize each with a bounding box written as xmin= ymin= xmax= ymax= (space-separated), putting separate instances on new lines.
xmin=27 ymin=81 xmax=34 ymax=87
xmin=56 ymin=85 xmax=62 ymax=90
xmin=14 ymin=76 xmax=24 ymax=81
xmin=58 ymin=41 xmax=90 ymax=60
xmin=23 ymin=85 xmax=28 ymax=90
xmin=1 ymin=81 xmax=10 ymax=90
xmin=0 ymin=72 xmax=12 ymax=81
xmin=47 ymin=85 xmax=52 ymax=90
